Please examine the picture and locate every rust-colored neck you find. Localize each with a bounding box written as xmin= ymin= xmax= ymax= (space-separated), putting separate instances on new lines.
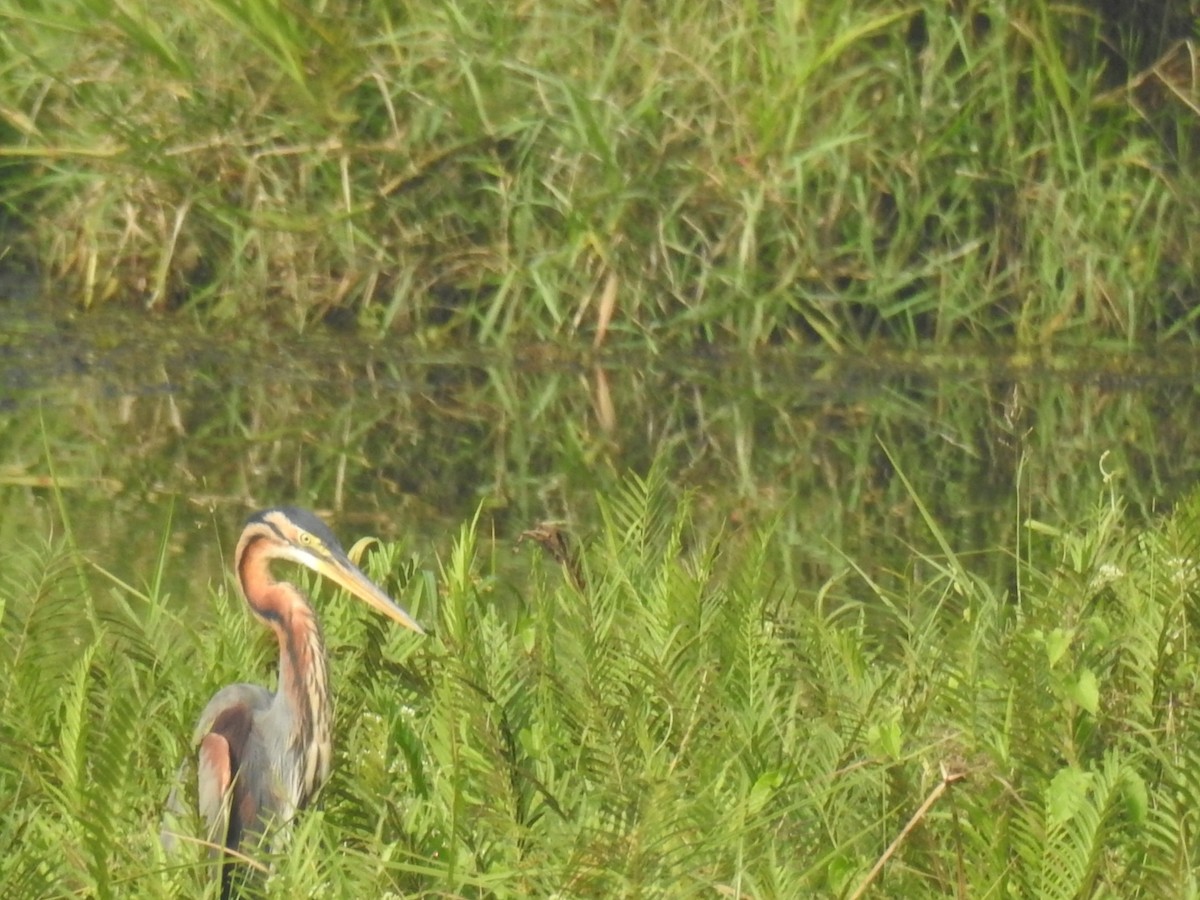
xmin=235 ymin=531 xmax=333 ymax=807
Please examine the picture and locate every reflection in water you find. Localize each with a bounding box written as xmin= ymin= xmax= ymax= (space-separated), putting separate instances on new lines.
xmin=1 ymin=307 xmax=1199 ymax=619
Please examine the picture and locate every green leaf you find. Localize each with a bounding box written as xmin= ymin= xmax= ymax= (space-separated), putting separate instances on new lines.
xmin=1047 ymin=766 xmax=1093 ymax=827
xmin=1122 ymin=770 xmax=1148 ymax=825
xmin=867 ymin=719 xmax=903 ymax=761
xmin=1067 ymin=669 xmax=1099 ymax=715
xmin=747 ymin=770 xmax=782 ymax=816
xmin=1045 ymin=628 xmax=1072 ymax=667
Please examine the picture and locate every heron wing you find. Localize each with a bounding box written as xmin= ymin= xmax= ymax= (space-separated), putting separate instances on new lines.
xmin=194 ymin=683 xmax=274 ymax=742
xmin=190 ymin=684 xmax=273 ymax=852
xmin=197 ymin=731 xmax=233 ymax=848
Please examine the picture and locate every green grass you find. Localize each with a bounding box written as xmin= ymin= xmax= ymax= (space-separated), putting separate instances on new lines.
xmin=1 ymin=0 xmax=1196 ymax=347
xmin=5 ymin=464 xmax=1200 ymax=896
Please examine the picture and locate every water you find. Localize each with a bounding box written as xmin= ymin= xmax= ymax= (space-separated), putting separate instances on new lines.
xmin=2 ymin=296 xmax=1199 ymax=623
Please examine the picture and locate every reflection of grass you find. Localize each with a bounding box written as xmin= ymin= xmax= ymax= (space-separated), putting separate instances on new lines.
xmin=5 ymin=341 xmax=1200 ymax=612
xmin=4 ymin=467 xmax=1200 ymax=894
xmin=2 ymin=1 xmax=1194 ymax=346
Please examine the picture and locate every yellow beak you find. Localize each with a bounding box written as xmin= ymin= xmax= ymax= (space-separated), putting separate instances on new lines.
xmin=317 ymin=554 xmax=425 ymax=635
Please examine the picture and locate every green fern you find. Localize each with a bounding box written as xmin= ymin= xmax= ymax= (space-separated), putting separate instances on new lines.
xmin=10 ymin=468 xmax=1200 ymax=896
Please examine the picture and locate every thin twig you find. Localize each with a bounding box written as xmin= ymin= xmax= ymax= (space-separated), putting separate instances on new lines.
xmin=847 ymin=763 xmax=967 ymax=900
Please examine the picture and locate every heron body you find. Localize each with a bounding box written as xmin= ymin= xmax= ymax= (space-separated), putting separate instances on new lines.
xmin=165 ymin=507 xmax=424 ymax=893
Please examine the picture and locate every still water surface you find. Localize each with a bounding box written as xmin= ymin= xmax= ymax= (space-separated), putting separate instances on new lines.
xmin=3 ymin=302 xmax=1199 ymax=620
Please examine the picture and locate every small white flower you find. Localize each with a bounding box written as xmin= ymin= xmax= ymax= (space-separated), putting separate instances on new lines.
xmin=1168 ymin=557 xmax=1198 ymax=588
xmin=1089 ymin=563 xmax=1124 ymax=590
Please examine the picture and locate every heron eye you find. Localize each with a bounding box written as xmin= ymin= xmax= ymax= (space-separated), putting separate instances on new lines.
xmin=299 ymin=532 xmax=313 ymax=545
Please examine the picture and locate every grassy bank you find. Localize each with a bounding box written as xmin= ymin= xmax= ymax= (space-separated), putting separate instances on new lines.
xmin=3 ymin=468 xmax=1200 ymax=896
xmin=1 ymin=0 xmax=1196 ymax=347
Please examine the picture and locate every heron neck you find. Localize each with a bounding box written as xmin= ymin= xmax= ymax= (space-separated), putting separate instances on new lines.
xmin=238 ymin=542 xmax=334 ymax=806
xmin=271 ymin=588 xmax=332 ymax=804
xmin=273 ymin=593 xmax=330 ymax=727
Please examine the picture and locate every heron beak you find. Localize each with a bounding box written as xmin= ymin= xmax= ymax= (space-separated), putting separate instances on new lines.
xmin=318 ymin=554 xmax=426 ymax=635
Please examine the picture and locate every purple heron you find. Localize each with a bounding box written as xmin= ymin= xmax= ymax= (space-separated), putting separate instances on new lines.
xmin=163 ymin=507 xmax=424 ymax=893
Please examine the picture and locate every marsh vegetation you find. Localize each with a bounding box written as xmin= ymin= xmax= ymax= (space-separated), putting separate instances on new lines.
xmin=2 ymin=0 xmax=1195 ymax=347
xmin=1 ymin=0 xmax=1199 ymax=896
xmin=2 ymin=330 xmax=1200 ymax=896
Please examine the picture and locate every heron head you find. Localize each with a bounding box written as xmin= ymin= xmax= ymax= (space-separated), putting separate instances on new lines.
xmin=248 ymin=507 xmax=425 ymax=635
